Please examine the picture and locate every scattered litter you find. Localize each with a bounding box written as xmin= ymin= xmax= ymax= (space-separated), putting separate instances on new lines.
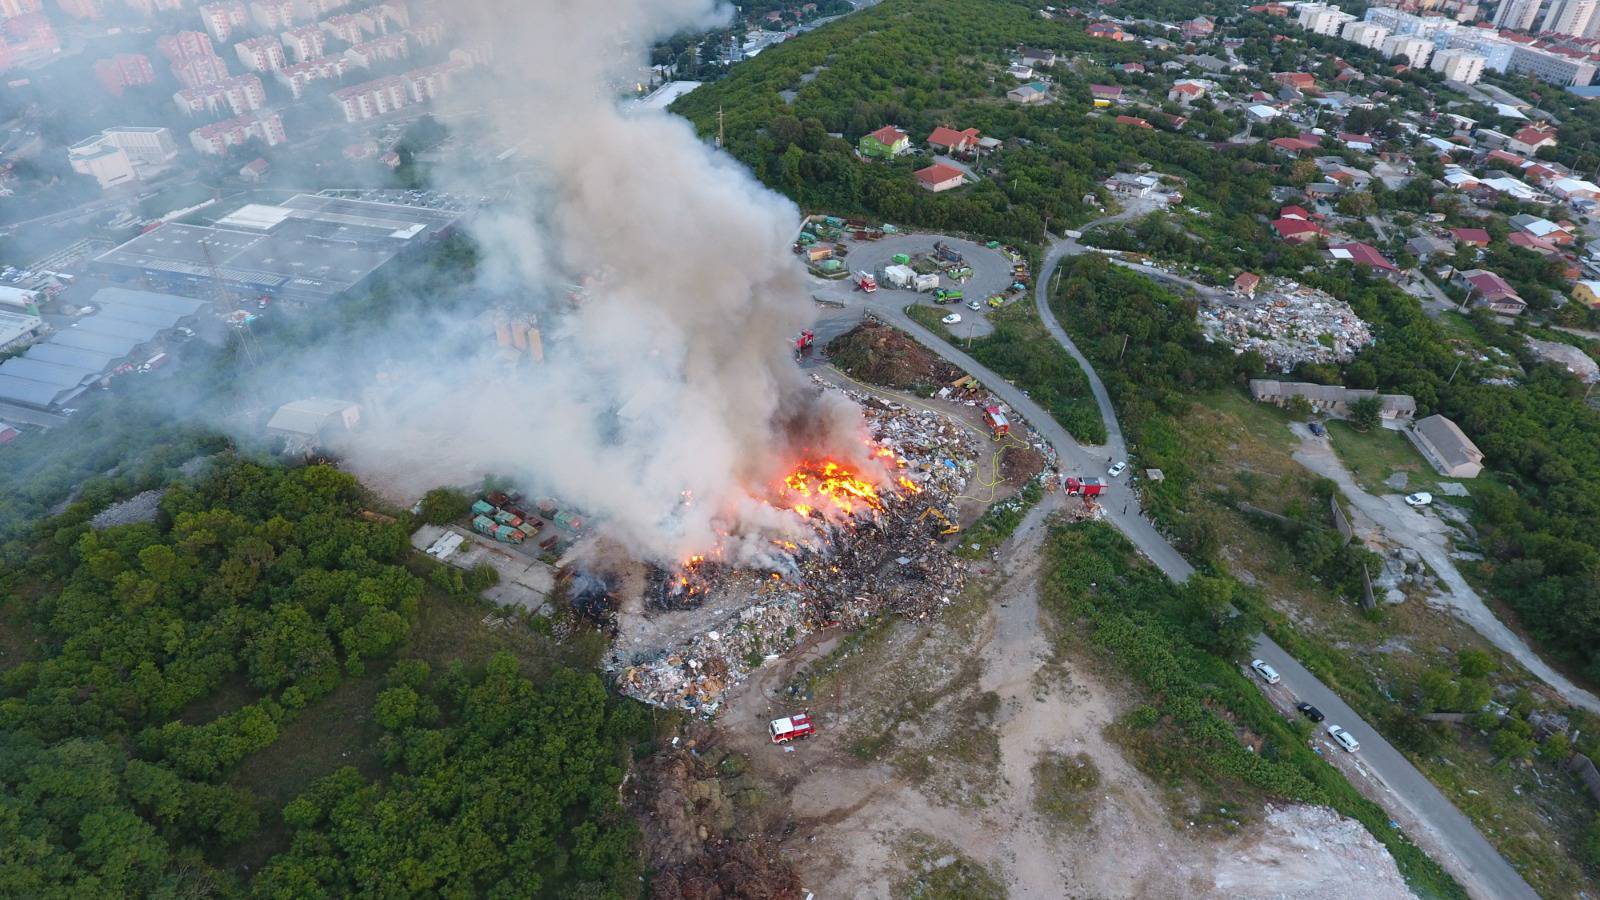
xmin=1199 ymin=278 xmax=1373 ymax=371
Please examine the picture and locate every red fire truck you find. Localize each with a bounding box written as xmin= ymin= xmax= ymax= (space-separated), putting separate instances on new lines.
xmin=1064 ymin=476 xmax=1106 ymax=498
xmin=982 ymin=405 xmax=1009 ymax=438
xmin=769 ymin=712 xmax=815 ymax=744
xmin=856 ymin=271 xmax=878 ymax=293
xmin=794 ymin=330 xmax=815 ymax=359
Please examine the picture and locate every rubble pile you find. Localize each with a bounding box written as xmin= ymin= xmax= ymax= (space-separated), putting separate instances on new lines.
xmin=614 ymin=387 xmax=984 ymax=715
xmin=1199 ymin=280 xmax=1373 ymax=371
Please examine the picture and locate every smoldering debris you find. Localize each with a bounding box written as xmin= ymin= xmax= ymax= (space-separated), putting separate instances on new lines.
xmin=612 ymin=387 xmax=987 ymax=714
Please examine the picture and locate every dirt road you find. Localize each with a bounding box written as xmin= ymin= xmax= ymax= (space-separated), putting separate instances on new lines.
xmin=1292 ymin=423 xmax=1600 ymax=716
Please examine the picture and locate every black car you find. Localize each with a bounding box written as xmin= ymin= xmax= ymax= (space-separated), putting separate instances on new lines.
xmin=1308 ymin=422 xmax=1326 ymax=436
xmin=1296 ymin=702 xmax=1325 ymax=722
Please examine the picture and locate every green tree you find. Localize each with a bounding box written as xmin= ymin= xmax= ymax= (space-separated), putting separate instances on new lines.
xmin=1348 ymin=396 xmax=1382 ymax=431
xmin=416 ymin=488 xmax=471 ymax=525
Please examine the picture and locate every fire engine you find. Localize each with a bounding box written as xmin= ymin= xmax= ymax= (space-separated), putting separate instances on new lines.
xmin=793 ymin=330 xmax=815 ymax=359
xmin=769 ymin=712 xmax=815 ymax=744
xmin=1064 ymin=476 xmax=1106 ymax=498
xmin=982 ymin=404 xmax=1009 ymax=439
xmin=856 ymin=271 xmax=877 ymax=293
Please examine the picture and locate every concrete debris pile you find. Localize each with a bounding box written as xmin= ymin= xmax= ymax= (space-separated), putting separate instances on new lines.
xmin=1199 ymin=280 xmax=1373 ymax=371
xmin=614 ymin=386 xmax=980 ymax=715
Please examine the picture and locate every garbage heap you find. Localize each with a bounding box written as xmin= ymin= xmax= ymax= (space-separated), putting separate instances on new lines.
xmin=614 ymin=390 xmax=982 ymax=715
xmin=1198 ymin=279 xmax=1373 ymax=371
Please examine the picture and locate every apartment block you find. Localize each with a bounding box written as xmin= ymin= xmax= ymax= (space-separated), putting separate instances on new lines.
xmin=273 ymin=54 xmax=347 ymax=97
xmin=93 ymin=52 xmax=155 ymax=94
xmin=1380 ymin=33 xmax=1433 ymax=67
xmin=197 ymin=0 xmax=248 ymax=43
xmin=280 ymin=23 xmax=322 ymax=60
xmin=1431 ymin=47 xmax=1487 ymax=82
xmin=248 ymin=0 xmax=294 ymax=29
xmin=1509 ymin=43 xmax=1597 ymax=84
xmin=235 ymin=34 xmax=285 ymax=70
xmin=1340 ymin=20 xmax=1390 ymax=49
xmin=1297 ymin=3 xmax=1357 ymax=35
xmin=189 ymin=109 xmax=284 ymax=154
xmin=343 ymin=32 xmax=406 ymax=67
xmin=405 ymin=20 xmax=444 ymax=47
xmin=329 ymin=74 xmax=408 ymax=121
xmin=56 ymin=0 xmax=105 ymax=19
xmin=174 ymin=72 xmax=264 ymax=115
xmin=0 ymin=0 xmax=42 ymax=18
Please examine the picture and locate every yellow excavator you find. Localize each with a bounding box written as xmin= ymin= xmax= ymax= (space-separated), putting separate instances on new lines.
xmin=918 ymin=507 xmax=961 ymax=535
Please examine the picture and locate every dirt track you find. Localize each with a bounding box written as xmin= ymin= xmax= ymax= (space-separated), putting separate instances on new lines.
xmin=715 ymin=496 xmax=1413 ymax=898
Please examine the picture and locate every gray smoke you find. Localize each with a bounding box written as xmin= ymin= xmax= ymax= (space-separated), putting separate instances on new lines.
xmin=281 ymin=0 xmax=874 ymax=562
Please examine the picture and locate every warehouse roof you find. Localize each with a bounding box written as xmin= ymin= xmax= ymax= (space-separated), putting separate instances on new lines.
xmin=266 ymin=398 xmax=360 ymax=437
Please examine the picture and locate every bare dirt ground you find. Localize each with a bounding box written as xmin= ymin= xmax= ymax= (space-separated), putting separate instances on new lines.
xmin=711 ymin=495 xmax=1414 ymax=898
xmin=1291 ymin=423 xmax=1600 ymax=715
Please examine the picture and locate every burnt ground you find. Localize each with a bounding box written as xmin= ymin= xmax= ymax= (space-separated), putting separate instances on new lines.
xmin=825 ymin=318 xmax=964 ymax=395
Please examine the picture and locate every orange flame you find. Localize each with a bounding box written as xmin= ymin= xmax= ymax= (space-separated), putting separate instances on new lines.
xmin=781 ymin=459 xmax=884 ymax=517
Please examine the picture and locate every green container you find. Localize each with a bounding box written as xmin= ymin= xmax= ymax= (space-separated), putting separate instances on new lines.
xmin=986 ymin=240 xmax=1000 ymax=249
xmin=818 ymin=259 xmax=843 ymax=272
xmin=893 ymin=253 xmax=911 ymax=265
xmin=471 ymin=500 xmax=495 ymax=516
xmin=882 ymin=224 xmax=898 ymax=233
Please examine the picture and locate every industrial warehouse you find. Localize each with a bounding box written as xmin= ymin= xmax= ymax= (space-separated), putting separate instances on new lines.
xmin=0 ymin=288 xmax=205 ymax=410
xmin=89 ymin=194 xmax=464 ymax=305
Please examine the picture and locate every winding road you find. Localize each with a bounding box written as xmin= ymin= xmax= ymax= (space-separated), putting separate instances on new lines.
xmin=807 ymin=217 xmax=1538 ymax=900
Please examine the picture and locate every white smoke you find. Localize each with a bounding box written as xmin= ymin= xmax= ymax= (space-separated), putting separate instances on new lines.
xmin=276 ymin=0 xmax=875 ymax=562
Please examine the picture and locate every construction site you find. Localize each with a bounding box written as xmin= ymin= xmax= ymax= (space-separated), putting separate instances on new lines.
xmin=1199 ymin=277 xmax=1375 ymax=372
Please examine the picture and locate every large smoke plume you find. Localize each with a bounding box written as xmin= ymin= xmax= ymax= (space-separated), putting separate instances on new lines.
xmin=257 ymin=0 xmax=872 ymax=562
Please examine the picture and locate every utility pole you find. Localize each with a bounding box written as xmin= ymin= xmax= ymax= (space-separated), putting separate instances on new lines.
xmin=1119 ymin=334 xmax=1129 ymax=361
xmin=1446 ymin=359 xmax=1462 ymax=385
xmin=716 ymin=105 xmax=724 ymax=150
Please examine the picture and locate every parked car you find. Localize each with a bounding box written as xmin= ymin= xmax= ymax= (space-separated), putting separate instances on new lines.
xmin=966 ymin=299 xmax=981 ymax=311
xmin=1107 ymin=461 xmax=1128 ymax=478
xmin=1404 ymin=492 xmax=1433 ymax=507
xmin=1296 ymin=702 xmax=1324 ymax=722
xmin=1327 ymin=724 xmax=1360 ymax=753
xmin=941 ymin=313 xmax=962 ymax=325
xmin=1250 ymin=659 xmax=1281 ymax=685
xmin=1308 ymin=421 xmax=1326 ymax=436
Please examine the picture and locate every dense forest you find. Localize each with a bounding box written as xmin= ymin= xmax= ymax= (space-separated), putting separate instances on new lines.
xmin=0 ymin=462 xmax=649 ymax=895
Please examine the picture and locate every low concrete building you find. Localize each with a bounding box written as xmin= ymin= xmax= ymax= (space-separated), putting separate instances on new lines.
xmin=266 ymin=397 xmax=361 ymax=453
xmin=1249 ymin=379 xmax=1416 ymax=426
xmin=1008 ymin=81 xmax=1051 ymax=104
xmin=1409 ymin=414 xmax=1484 ymax=478
xmin=914 ymin=163 xmax=965 ymax=193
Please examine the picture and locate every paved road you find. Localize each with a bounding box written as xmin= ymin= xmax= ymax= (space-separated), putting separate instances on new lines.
xmin=811 ymin=218 xmax=1538 ymax=900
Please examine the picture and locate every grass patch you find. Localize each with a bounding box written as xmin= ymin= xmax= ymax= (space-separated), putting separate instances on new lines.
xmin=955 ymin=479 xmax=1042 ymax=559
xmin=892 ymin=832 xmax=1007 ymax=900
xmin=1324 ymin=420 xmax=1430 ymax=493
xmin=1032 ymin=751 xmax=1101 ymax=827
xmin=905 ymin=302 xmax=1107 ymax=444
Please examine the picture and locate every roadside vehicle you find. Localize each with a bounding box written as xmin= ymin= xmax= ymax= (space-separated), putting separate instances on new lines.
xmin=1296 ymin=702 xmax=1324 ymax=722
xmin=770 ymin=712 xmax=815 ymax=744
xmin=1327 ymin=724 xmax=1360 ymax=753
xmin=1251 ymin=659 xmax=1281 ymax=684
xmin=1107 ymin=461 xmax=1128 ymax=477
xmin=1405 ymin=492 xmax=1433 ymax=507
xmin=941 ymin=313 xmax=961 ymax=325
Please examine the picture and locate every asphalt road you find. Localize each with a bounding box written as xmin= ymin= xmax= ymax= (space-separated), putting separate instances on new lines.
xmin=811 ymin=220 xmax=1538 ymax=900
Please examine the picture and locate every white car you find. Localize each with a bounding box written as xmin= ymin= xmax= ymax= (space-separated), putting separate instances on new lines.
xmin=966 ymin=300 xmax=981 ymax=311
xmin=1107 ymin=461 xmax=1128 ymax=477
xmin=1327 ymin=724 xmax=1360 ymax=753
xmin=941 ymin=313 xmax=962 ymax=325
xmin=1250 ymin=659 xmax=1280 ymax=685
xmin=1404 ymin=492 xmax=1433 ymax=507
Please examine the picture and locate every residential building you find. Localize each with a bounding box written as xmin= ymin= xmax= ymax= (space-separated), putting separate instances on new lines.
xmin=329 ymin=75 xmax=409 ymax=122
xmin=320 ymin=11 xmax=376 ymax=42
xmin=235 ymin=35 xmax=285 ymax=72
xmin=1086 ymin=22 xmax=1128 ymax=40
xmin=406 ymin=20 xmax=445 ymax=47
xmin=198 ymin=0 xmax=248 ymax=43
xmin=1572 ymin=280 xmax=1600 ymax=306
xmin=157 ymin=29 xmax=214 ymax=63
xmin=239 ymin=157 xmax=269 ymax=181
xmin=344 ymin=33 xmax=408 ymax=68
xmin=1341 ymin=20 xmax=1391 ymax=49
xmin=1408 ymin=414 xmax=1484 ymax=478
xmin=1493 ymin=0 xmax=1544 ymax=28
xmin=0 ymin=12 xmax=56 ymax=64
xmin=1248 ymin=104 xmax=1284 ymax=124
xmin=1407 ymin=233 xmax=1454 ymax=260
xmin=1182 ymin=16 xmax=1214 ymax=38
xmin=274 ymin=55 xmax=347 ymax=98
xmin=281 ymin=24 xmax=323 ymax=62
xmin=1542 ymin=0 xmax=1597 ymax=35
xmin=1508 ymin=44 xmax=1597 ymax=86
xmin=1273 ymin=217 xmax=1328 ymax=242
xmin=1018 ymin=45 xmax=1057 ymax=66
xmin=927 ymin=125 xmax=980 ymax=155
xmin=1168 ymin=79 xmax=1207 ymax=104
xmin=1451 ymin=226 xmax=1490 ymax=246
xmin=1445 ymin=30 xmax=1517 ymax=72
xmin=914 ymin=163 xmax=965 ymax=192
xmin=1234 ymin=272 xmax=1261 ymax=296
xmin=858 ymin=125 xmax=909 ymax=159
xmin=1007 ymin=62 xmax=1033 ymax=80
xmin=56 ymin=0 xmax=104 ymax=19
xmin=1508 ymin=124 xmax=1557 ymax=155
xmin=1115 ymin=114 xmax=1153 ymax=129
xmin=1430 ymin=48 xmax=1486 ymax=83
xmin=1456 ymin=268 xmax=1525 ymax=314
xmin=1090 ymin=83 xmax=1123 ymax=104
xmin=1298 ymin=3 xmax=1357 ymax=35
xmin=1380 ymin=33 xmax=1433 ymax=68
xmin=1552 ymin=176 xmax=1600 ymax=199
xmin=93 ymin=53 xmax=154 ymax=95
xmin=1328 ymin=241 xmax=1401 ymax=276
xmin=0 ymin=0 xmax=43 ymax=17
xmin=1273 ymin=71 xmax=1316 ymax=90
xmin=403 ymin=59 xmax=467 ymax=102
xmin=189 ymin=110 xmax=285 ymax=154
xmin=1510 ymin=213 xmax=1572 ymax=243
xmin=1106 ymin=172 xmax=1161 ymax=196
xmin=174 ymin=73 xmax=265 ymax=116
xmin=249 ymin=0 xmax=295 ymax=29
xmin=1007 ymin=81 xmax=1050 ymax=103
xmin=171 ymin=53 xmax=232 ymax=88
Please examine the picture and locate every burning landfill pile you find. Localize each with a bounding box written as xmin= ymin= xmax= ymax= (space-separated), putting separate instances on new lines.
xmin=1198 ymin=279 xmax=1373 ymax=372
xmin=613 ymin=384 xmax=985 ymax=715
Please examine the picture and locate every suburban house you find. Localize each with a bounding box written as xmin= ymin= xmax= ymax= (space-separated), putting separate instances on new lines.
xmin=1509 ymin=213 xmax=1572 ymax=246
xmin=1507 ymin=125 xmax=1557 ymax=156
xmin=1086 ymin=22 xmax=1128 ymax=40
xmin=927 ymin=125 xmax=980 ymax=155
xmin=1269 ymin=134 xmax=1320 ymax=154
xmin=1409 ymin=414 xmax=1484 ymax=478
xmin=1105 ymin=172 xmax=1161 ymax=196
xmin=1273 ymin=217 xmax=1327 ymax=242
xmin=1573 ymin=280 xmax=1600 ymax=307
xmin=1168 ymin=80 xmax=1207 ymax=104
xmin=1510 ymin=232 xmax=1559 ymax=254
xmin=1122 ymin=62 xmax=1146 ymax=74
xmin=1338 ymin=131 xmax=1375 ymax=153
xmin=859 ymin=125 xmax=909 ymax=159
xmin=1248 ymin=380 xmax=1416 ymax=426
xmin=1406 ymin=233 xmax=1454 ymax=261
xmin=1008 ymin=81 xmax=1051 ymax=104
xmin=1278 ymin=204 xmax=1313 ymax=221
xmin=1273 ymin=71 xmax=1316 ymax=91
xmin=1090 ymin=83 xmax=1124 ymax=105
xmin=1553 ymin=177 xmax=1600 ymax=201
xmin=1328 ymin=242 xmax=1400 ymax=277
xmin=1234 ymin=271 xmax=1261 ymax=296
xmin=1019 ymin=46 xmax=1057 ymax=67
xmin=1450 ymin=227 xmax=1490 ymax=247
xmin=1247 ymin=104 xmax=1283 ymax=124
xmin=1115 ymin=114 xmax=1153 ymax=129
xmin=1456 ymin=269 xmax=1526 ymax=315
xmin=914 ymin=163 xmax=966 ymax=193
xmin=1008 ymin=63 xmax=1034 ymax=80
